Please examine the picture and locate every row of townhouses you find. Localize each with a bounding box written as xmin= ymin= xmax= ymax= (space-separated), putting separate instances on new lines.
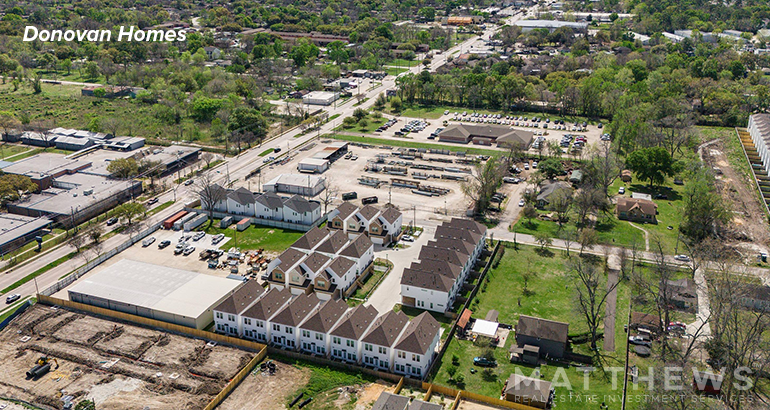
xmin=327 ymin=202 xmax=404 ymax=246
xmin=213 ymin=282 xmax=441 ymax=378
xmin=266 ymin=225 xmax=375 ymax=299
xmin=206 ymin=185 xmax=322 ymax=225
xmin=400 ymin=218 xmax=487 ymax=313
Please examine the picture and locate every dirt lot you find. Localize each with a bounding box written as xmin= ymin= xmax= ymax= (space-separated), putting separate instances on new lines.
xmin=457 ymin=399 xmax=506 ymax=410
xmin=217 ymin=360 xmax=310 ymax=410
xmin=0 ymin=304 xmax=254 ymax=410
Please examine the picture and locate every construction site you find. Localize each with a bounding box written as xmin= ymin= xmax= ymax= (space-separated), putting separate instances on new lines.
xmin=0 ymin=304 xmax=255 ymax=410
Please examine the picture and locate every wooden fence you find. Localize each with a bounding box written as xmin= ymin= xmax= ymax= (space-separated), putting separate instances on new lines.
xmin=266 ymin=347 xmax=404 ymax=384
xmin=422 ymin=382 xmax=541 ymax=410
xmin=202 ymin=346 xmax=268 ymax=410
xmin=394 ymin=377 xmax=405 ymax=394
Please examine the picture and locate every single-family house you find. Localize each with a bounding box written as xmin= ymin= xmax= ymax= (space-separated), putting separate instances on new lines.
xmin=255 ymin=192 xmax=285 ymax=221
xmin=283 ymin=195 xmax=322 ymax=225
xmin=616 ymin=197 xmax=658 ymax=224
xmin=504 ymin=373 xmax=554 ymax=409
xmin=514 ymin=315 xmax=569 ymax=359
xmin=371 ymin=392 xmax=410 ymax=410
xmin=536 ymin=181 xmax=572 ymax=209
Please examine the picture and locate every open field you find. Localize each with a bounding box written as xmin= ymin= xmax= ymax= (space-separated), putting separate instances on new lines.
xmin=202 ymin=222 xmax=303 ymax=254
xmin=0 ymin=304 xmax=254 ymax=410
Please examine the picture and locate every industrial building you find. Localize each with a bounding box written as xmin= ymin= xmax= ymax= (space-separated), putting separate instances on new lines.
xmin=263 ymin=174 xmax=326 ymax=197
xmin=68 ymin=259 xmax=243 ymax=329
xmin=312 ymin=142 xmax=349 ymax=162
xmin=131 ymin=145 xmax=201 ymax=174
xmin=297 ymin=158 xmax=330 ymax=173
xmin=513 ymin=20 xmax=588 ymax=33
xmin=3 ymin=128 xmax=146 ymax=152
xmin=0 ymin=153 xmax=90 ymax=190
xmin=302 ymin=91 xmax=339 ymax=106
xmin=0 ymin=214 xmax=51 ymax=256
xmin=437 ymin=124 xmax=534 ymax=148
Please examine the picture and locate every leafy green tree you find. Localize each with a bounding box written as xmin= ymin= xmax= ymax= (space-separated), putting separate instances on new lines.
xmin=626 ymin=147 xmax=675 ymax=188
xmin=680 ymin=167 xmax=730 ymax=241
xmin=537 ymin=158 xmax=564 ymax=180
xmin=106 ymin=158 xmax=140 ymax=179
xmin=0 ymin=174 xmax=37 ymax=204
xmin=115 ymin=202 xmax=145 ymax=226
xmin=418 ymin=7 xmax=435 ymax=21
xmin=190 ymin=96 xmax=225 ymax=122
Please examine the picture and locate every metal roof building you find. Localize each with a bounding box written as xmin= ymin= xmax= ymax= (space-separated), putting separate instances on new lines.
xmin=68 ymin=259 xmax=243 ymax=329
xmin=263 ymin=173 xmax=326 ymax=197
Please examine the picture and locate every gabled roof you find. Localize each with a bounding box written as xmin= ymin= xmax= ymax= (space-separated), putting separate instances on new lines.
xmin=301 ymin=252 xmax=331 ymax=274
xmin=277 ymin=247 xmax=307 ymax=272
xmin=330 ymin=304 xmax=379 ymax=340
xmin=358 ymin=205 xmax=381 ymax=222
xmin=409 ymin=400 xmax=443 ymax=410
xmin=401 ymin=268 xmax=454 ymax=293
xmin=371 ymin=392 xmax=410 ymax=410
xmin=315 ymin=230 xmax=350 ymax=254
xmin=379 ymin=207 xmax=402 ymax=224
xmin=339 ymin=234 xmax=373 ymax=259
xmin=537 ymin=180 xmax=572 ymax=203
xmin=429 ymin=237 xmax=474 ymax=256
xmin=326 ymin=256 xmax=356 ymax=277
xmin=616 ymin=197 xmax=657 ymax=216
xmin=242 ymin=287 xmax=293 ymax=321
xmin=300 ymin=298 xmax=349 ymax=334
xmin=516 ymin=315 xmax=569 ymax=343
xmin=334 ymin=201 xmax=359 ymax=221
xmin=504 ymin=374 xmax=552 ymax=402
xmin=293 ymin=226 xmax=330 ymax=251
xmin=418 ymin=246 xmax=464 ymax=267
xmin=227 ymin=187 xmax=255 ymax=206
xmin=212 ymin=280 xmax=265 ymax=315
xmin=255 ymin=192 xmax=284 ymax=210
xmin=410 ymin=259 xmax=461 ymax=280
xmin=362 ymin=310 xmax=409 ymax=347
xmin=446 ymin=218 xmax=487 ymax=237
xmin=271 ymin=293 xmax=320 ymax=327
xmin=284 ymin=195 xmax=321 ymax=214
xmin=435 ymin=225 xmax=482 ymax=245
xmin=394 ymin=311 xmax=440 ymax=354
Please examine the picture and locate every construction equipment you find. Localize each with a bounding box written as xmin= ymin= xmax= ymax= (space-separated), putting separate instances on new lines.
xmin=27 ymin=356 xmax=59 ymax=379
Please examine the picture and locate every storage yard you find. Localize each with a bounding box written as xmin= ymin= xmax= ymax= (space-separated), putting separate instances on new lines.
xmin=0 ymin=304 xmax=255 ymax=410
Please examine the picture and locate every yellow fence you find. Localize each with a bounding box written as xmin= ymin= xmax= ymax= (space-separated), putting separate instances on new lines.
xmin=37 ymin=295 xmax=267 ymax=352
xmin=203 ymin=346 xmax=268 ymax=410
xmin=424 ymin=383 xmax=434 ymax=401
xmin=421 ymin=382 xmax=541 ymax=410
xmin=394 ymin=377 xmax=404 ymax=394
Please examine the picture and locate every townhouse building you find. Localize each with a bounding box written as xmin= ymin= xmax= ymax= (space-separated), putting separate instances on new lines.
xmin=393 ymin=312 xmax=441 ymax=378
xmin=328 ymin=202 xmax=403 ymax=246
xmin=240 ymin=288 xmax=293 ymax=342
xmin=400 ymin=218 xmax=487 ymax=312
xmin=328 ymin=305 xmax=379 ymax=363
xmin=202 ymin=185 xmax=322 ymax=226
xmin=361 ymin=310 xmax=410 ymax=371
xmin=269 ymin=293 xmax=320 ymax=349
xmin=298 ymin=298 xmax=349 ymax=356
xmin=212 ymin=280 xmax=265 ymax=336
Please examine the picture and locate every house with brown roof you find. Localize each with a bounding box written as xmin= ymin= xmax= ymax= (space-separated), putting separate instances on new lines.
xmin=437 ymin=124 xmax=533 ymax=148
xmin=328 ymin=202 xmax=403 ymax=246
xmin=504 ymin=373 xmax=554 ymax=409
xmin=514 ymin=315 xmax=569 ymax=359
xmin=616 ymin=197 xmax=658 ymax=224
xmin=630 ymin=311 xmax=662 ymax=334
xmin=663 ymin=278 xmax=698 ymax=311
xmin=298 ymin=298 xmax=349 ymax=356
xmin=393 ymin=312 xmax=440 ymax=378
xmin=241 ymin=288 xmax=293 ymax=343
xmin=329 ymin=305 xmax=379 ymax=363
xmin=328 ymin=201 xmax=360 ymax=232
xmin=361 ymin=310 xmax=410 ymax=371
xmin=269 ymin=293 xmax=321 ymax=350
xmin=212 ymin=280 xmax=265 ymax=337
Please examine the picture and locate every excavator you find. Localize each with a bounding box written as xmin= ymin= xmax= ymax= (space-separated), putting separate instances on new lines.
xmin=26 ymin=356 xmax=59 ymax=379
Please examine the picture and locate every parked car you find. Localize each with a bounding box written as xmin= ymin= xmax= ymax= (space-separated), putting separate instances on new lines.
xmin=158 ymin=240 xmax=171 ymax=249
xmin=628 ymin=336 xmax=652 ymax=347
xmin=142 ymin=237 xmax=156 ymax=247
xmin=273 ymin=147 xmax=282 ymax=153
xmin=532 ymin=161 xmax=538 ymax=169
xmin=518 ymin=199 xmax=525 ymax=207
xmin=183 ymin=246 xmax=196 ymax=256
xmin=618 ymin=187 xmax=625 ymax=195
xmin=106 ymin=217 xmax=119 ymax=226
xmin=184 ymin=179 xmax=195 ymax=186
xmin=342 ymin=192 xmax=358 ymax=200
xmin=212 ymin=233 xmax=225 ymax=244
xmin=654 ymin=193 xmax=669 ymax=200
xmin=362 ymin=196 xmax=378 ymax=205
xmin=193 ymin=231 xmax=206 ymax=241
xmin=5 ymin=294 xmax=21 ymax=304
xmin=674 ymin=254 xmax=691 ymax=262
xmin=473 ymin=357 xmax=497 ymax=367
xmin=401 ymin=235 xmax=415 ymax=242
xmin=503 ymin=177 xmax=519 ymax=184
xmin=146 ymin=198 xmax=159 ymax=206
xmin=263 ymin=156 xmax=275 ymax=163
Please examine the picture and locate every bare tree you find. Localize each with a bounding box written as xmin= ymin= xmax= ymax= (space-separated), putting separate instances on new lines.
xmin=68 ymin=233 xmax=85 ymax=254
xmin=195 ymin=172 xmax=227 ymax=223
xmin=578 ymin=227 xmax=597 ymax=256
xmin=102 ymin=117 xmax=121 ymax=137
xmin=584 ymin=141 xmax=621 ymax=199
xmin=548 ymin=188 xmax=572 ymax=229
xmin=567 ymin=256 xmax=619 ymax=352
xmin=201 ymin=152 xmax=214 ymax=169
xmin=319 ymin=177 xmax=339 ymax=215
xmin=558 ymin=226 xmax=576 ymax=257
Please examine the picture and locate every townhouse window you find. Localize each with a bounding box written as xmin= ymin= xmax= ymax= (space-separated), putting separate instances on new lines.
xmin=258 ymin=333 xmax=266 ymax=341
xmin=365 ymin=344 xmax=372 ymax=352
xmin=273 ymin=336 xmax=280 ymax=343
xmin=415 ymin=368 xmax=421 ymax=376
xmin=318 ymin=280 xmax=326 ymax=287
xmin=257 ymin=321 xmax=264 ymax=328
xmin=398 ymin=351 xmax=405 ymax=359
xmin=333 ymin=337 xmax=341 ymax=345
xmin=216 ymin=312 xmax=223 ymax=319
xmin=412 ymin=354 xmax=420 ymax=362
xmin=346 ymin=340 xmax=354 ymax=347
xmin=319 ymin=347 xmax=325 ymax=354
xmin=315 ymin=333 xmax=324 ymax=341
xmin=287 ymin=327 xmax=293 ymax=335
xmin=371 ymin=227 xmax=379 ymax=233
xmin=302 ymin=330 xmax=310 ymax=338
xmin=228 ymin=315 xmax=235 ymax=322
xmin=379 ymin=347 xmax=386 ymax=354
xmin=275 ymin=272 xmax=283 ymax=279
xmin=273 ymin=324 xmax=280 ymax=332
xmin=244 ymin=318 xmax=252 ymax=326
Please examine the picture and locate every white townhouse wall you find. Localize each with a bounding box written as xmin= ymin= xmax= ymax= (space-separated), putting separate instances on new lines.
xmin=205 ymin=184 xmax=229 ymax=213
xmin=360 ymin=310 xmax=409 ymax=371
xmin=338 ymin=234 xmax=375 ymax=275
xmin=298 ymin=298 xmax=349 ymax=356
xmin=212 ymin=281 xmax=265 ymax=337
xmin=254 ymin=192 xmax=285 ymax=221
xmin=749 ymin=114 xmax=770 ymax=177
xmin=354 ymin=205 xmax=382 ymax=233
xmin=226 ymin=187 xmax=257 ymax=217
xmin=329 ymin=305 xmax=379 ymax=364
xmin=393 ymin=312 xmax=441 ymax=378
xmin=282 ymin=195 xmax=322 ymax=225
xmin=401 ymin=259 xmax=462 ymax=312
xmin=290 ymin=252 xmax=331 ymax=295
xmin=267 ymin=247 xmax=307 ymax=290
xmin=269 ymin=293 xmax=320 ymax=350
xmin=327 ymin=202 xmax=359 ymax=234
xmin=240 ymin=288 xmax=293 ymax=343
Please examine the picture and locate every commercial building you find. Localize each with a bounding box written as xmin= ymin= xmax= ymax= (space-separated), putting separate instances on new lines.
xmin=297 ymin=158 xmax=330 ymax=173
xmin=303 ymin=91 xmax=339 ymax=106
xmin=400 ymin=218 xmax=487 ymax=312
xmin=132 ymin=145 xmax=201 ymax=174
xmin=513 ymin=19 xmax=588 ymax=33
xmin=4 ymin=128 xmax=146 ymax=152
xmin=263 ymin=173 xmax=326 ymax=197
xmin=68 ymin=259 xmax=243 ymax=329
xmin=0 ymin=214 xmax=51 ymax=256
xmin=437 ymin=124 xmax=533 ymax=148
xmin=312 ymin=142 xmax=349 ymax=162
xmin=0 ymin=153 xmax=90 ymax=190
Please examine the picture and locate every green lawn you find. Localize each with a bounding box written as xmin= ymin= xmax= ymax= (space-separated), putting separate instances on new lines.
xmin=328 ymin=134 xmax=502 ymax=157
xmin=202 ymin=221 xmax=303 ymax=253
xmin=0 ymin=144 xmax=33 ymax=160
xmin=387 ymin=59 xmax=419 ymax=67
xmin=147 ymin=201 xmax=174 ymax=216
xmin=385 ymin=67 xmax=408 ymax=76
xmin=350 ymin=261 xmax=391 ymax=301
xmin=338 ymin=114 xmax=387 ymax=133
xmin=258 ymin=148 xmax=274 ymax=157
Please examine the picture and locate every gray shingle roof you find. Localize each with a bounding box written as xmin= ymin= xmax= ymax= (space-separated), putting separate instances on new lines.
xmin=283 ymin=195 xmax=321 ymax=213
xmin=516 ymin=315 xmax=569 ymax=343
xmin=394 ymin=311 xmax=440 ymax=354
xmin=357 ymin=205 xmax=381 ymax=222
xmin=326 ymin=256 xmax=356 ymax=278
xmin=334 ymin=201 xmax=359 ymax=221
xmin=212 ymin=280 xmax=265 ymax=315
xmin=330 ymin=304 xmax=379 ymax=340
xmin=315 ymin=230 xmax=350 ymax=254
xmin=379 ymin=207 xmax=402 ymax=224
xmin=228 ymin=187 xmax=255 ymax=206
xmin=277 ymin=247 xmax=307 ymax=272
xmin=301 ymin=252 xmax=331 ymax=274
xmin=339 ymin=234 xmax=373 ymax=259
xmin=362 ymin=310 xmax=409 ymax=347
xmin=293 ymin=226 xmax=329 ymax=250
xmin=242 ymin=287 xmax=292 ymax=321
xmin=255 ymin=192 xmax=284 ymax=210
xmin=371 ymin=392 xmax=409 ymax=410
xmin=299 ymin=298 xmax=349 ymax=333
xmin=271 ymin=293 xmax=320 ymax=327
xmin=401 ymin=268 xmax=454 ymax=293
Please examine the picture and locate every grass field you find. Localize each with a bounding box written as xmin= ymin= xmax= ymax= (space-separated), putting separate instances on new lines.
xmin=385 ymin=67 xmax=408 ymax=76
xmin=0 ymin=144 xmax=33 ymax=160
xmin=328 ymin=134 xmax=502 ymax=157
xmin=258 ymin=148 xmax=274 ymax=157
xmin=202 ymin=221 xmax=303 ymax=253
xmin=338 ymin=114 xmax=387 ymax=133
xmin=387 ymin=59 xmax=419 ymax=67
xmin=277 ymin=355 xmax=374 ymax=410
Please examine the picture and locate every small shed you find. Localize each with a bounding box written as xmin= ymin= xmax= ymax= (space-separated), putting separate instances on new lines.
xmin=220 ymin=216 xmax=233 ymax=229
xmin=620 ymin=169 xmax=632 ymax=182
xmin=471 ymin=319 xmax=499 ymax=338
xmin=569 ymin=170 xmax=583 ymax=184
xmin=236 ymin=217 xmax=250 ymax=232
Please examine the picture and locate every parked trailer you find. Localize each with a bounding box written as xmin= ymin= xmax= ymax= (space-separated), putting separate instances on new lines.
xmin=173 ymin=212 xmax=197 ymax=231
xmin=236 ymin=217 xmax=251 ymax=232
xmin=185 ymin=198 xmax=201 ymax=208
xmin=412 ymin=189 xmax=436 ymax=196
xmin=163 ymin=211 xmax=188 ymax=229
xmin=220 ymin=216 xmax=233 ymax=229
xmin=184 ymin=214 xmax=208 ymax=231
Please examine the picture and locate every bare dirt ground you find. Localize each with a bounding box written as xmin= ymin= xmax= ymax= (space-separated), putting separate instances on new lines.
xmin=353 ymin=381 xmax=396 ymax=410
xmin=0 ymin=304 xmax=254 ymax=410
xmin=457 ymin=399 xmax=503 ymax=410
xmin=217 ymin=360 xmax=310 ymax=410
xmin=702 ymin=140 xmax=770 ymax=248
